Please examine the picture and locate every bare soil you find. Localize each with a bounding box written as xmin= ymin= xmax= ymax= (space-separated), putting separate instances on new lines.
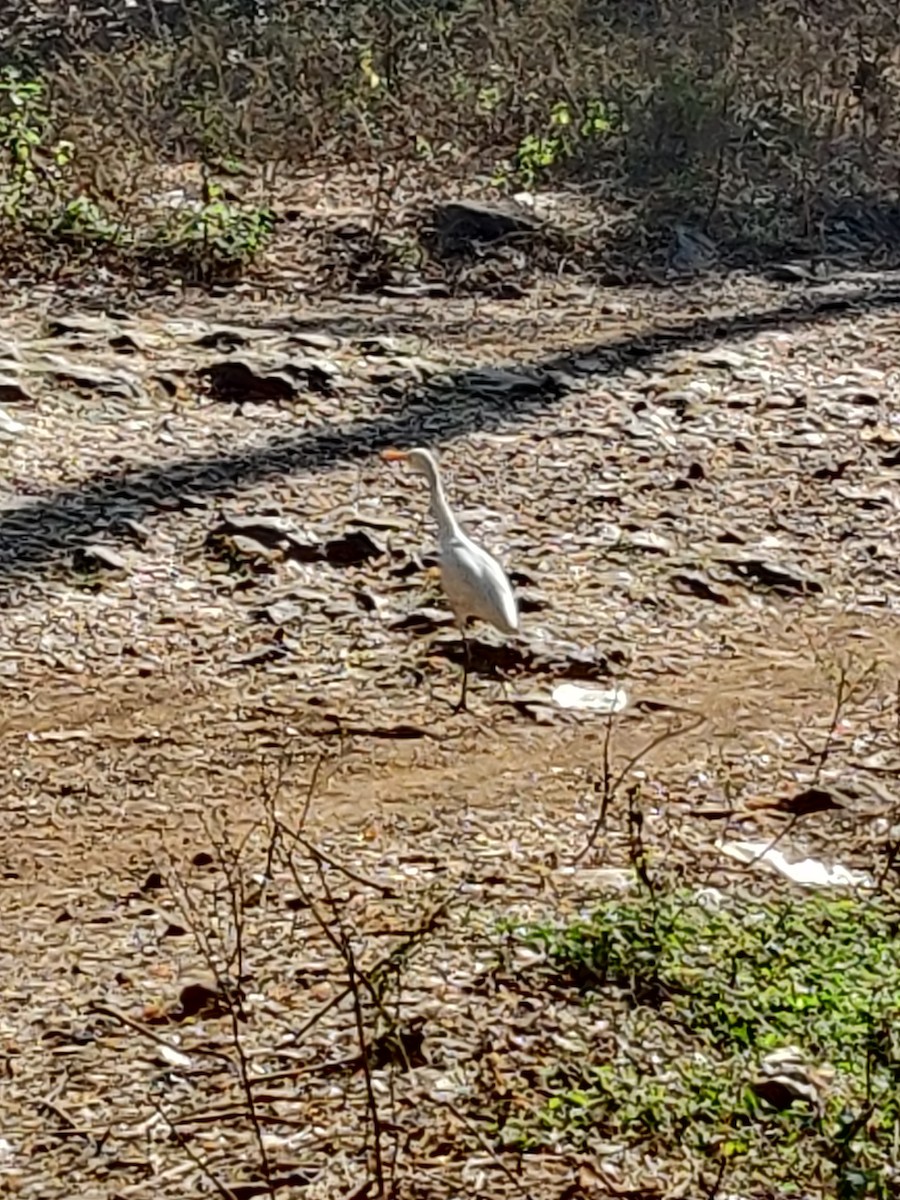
xmin=3 ymin=262 xmax=900 ymax=1198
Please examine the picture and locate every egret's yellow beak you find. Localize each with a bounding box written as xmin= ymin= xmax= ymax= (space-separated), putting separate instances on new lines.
xmin=380 ymin=448 xmax=410 ymax=462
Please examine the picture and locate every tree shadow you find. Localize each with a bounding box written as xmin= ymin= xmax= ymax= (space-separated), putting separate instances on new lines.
xmin=0 ymin=280 xmax=897 ymax=590
xmin=577 ymin=193 xmax=900 ymax=286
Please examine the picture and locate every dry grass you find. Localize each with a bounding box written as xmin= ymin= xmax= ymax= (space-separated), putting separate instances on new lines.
xmin=1 ymin=0 xmax=900 ymax=287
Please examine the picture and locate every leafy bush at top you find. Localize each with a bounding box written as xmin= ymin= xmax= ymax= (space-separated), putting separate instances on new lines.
xmin=2 ymin=0 xmax=900 ymax=282
xmin=0 ymin=64 xmax=276 ymax=281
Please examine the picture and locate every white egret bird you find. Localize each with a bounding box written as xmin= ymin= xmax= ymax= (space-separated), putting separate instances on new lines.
xmin=381 ymin=446 xmax=519 ymax=712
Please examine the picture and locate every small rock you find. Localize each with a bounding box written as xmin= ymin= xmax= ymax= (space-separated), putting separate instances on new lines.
xmin=0 ymin=405 xmax=25 ymax=436
xmin=229 ymin=535 xmax=281 ymax=563
xmin=157 ymin=1043 xmax=192 ymax=1070
xmin=259 ymin=600 xmax=305 ymax=626
xmin=694 ymin=347 xmax=746 ymax=370
xmin=724 ymin=556 xmax=824 ymax=596
xmin=389 ymin=608 xmax=455 ymax=635
xmin=669 ymin=570 xmax=731 ymax=605
xmin=47 ymin=361 xmax=146 ymax=400
xmin=279 ymin=356 xmax=341 ymax=394
xmin=73 ymin=544 xmax=128 ymax=573
xmin=151 ymin=372 xmax=181 ymax=397
xmin=282 ymin=535 xmax=326 ymax=564
xmin=215 ymin=514 xmax=297 ymax=549
xmin=835 ymin=387 xmax=880 ymax=405
xmin=625 ymin=529 xmax=675 ymax=555
xmin=176 ymin=978 xmax=232 ymax=1020
xmin=198 ymin=359 xmax=297 ymax=403
xmin=108 ymin=333 xmax=145 ymax=354
xmin=45 ymin=313 xmax=127 ymax=341
xmin=551 ymin=683 xmax=628 ymax=713
xmin=451 ymin=366 xmax=561 ymax=402
xmin=752 ymin=1046 xmax=832 ymax=1113
xmin=323 ymin=529 xmax=384 ymax=566
xmin=765 ymin=262 xmax=813 ymax=282
xmin=192 ymin=326 xmax=250 ymax=350
xmin=108 ymin=517 xmax=152 ymax=546
xmin=289 ymin=330 xmax=341 ymax=351
xmin=431 ymin=198 xmax=542 ymax=249
xmin=0 ymin=375 xmax=32 ymax=405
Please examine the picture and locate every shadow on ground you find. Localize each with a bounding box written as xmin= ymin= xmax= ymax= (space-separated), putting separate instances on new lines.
xmin=1 ymin=281 xmax=899 ymax=588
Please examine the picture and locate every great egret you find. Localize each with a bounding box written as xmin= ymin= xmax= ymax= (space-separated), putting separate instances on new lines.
xmin=381 ymin=446 xmax=519 ymax=712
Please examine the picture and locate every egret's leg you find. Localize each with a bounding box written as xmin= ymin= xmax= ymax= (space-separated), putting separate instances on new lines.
xmin=453 ymin=627 xmax=470 ymax=713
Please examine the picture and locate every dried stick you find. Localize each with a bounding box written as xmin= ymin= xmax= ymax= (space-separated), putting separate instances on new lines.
xmin=344 ymin=934 xmax=386 ymax=1200
xmin=573 ymin=713 xmax=707 ymax=864
xmin=151 ymin=1099 xmax=234 ymax=1200
xmin=165 ymin=851 xmax=276 ymax=1196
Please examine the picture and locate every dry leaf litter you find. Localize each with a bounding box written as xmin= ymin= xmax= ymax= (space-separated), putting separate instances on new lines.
xmin=1 ymin=264 xmax=900 ymax=1198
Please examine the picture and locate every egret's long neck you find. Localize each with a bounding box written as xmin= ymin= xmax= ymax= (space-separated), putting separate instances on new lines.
xmin=422 ymin=457 xmax=461 ymax=541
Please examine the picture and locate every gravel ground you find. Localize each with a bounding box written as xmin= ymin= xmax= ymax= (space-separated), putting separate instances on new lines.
xmin=3 ymin=264 xmax=900 ymax=1198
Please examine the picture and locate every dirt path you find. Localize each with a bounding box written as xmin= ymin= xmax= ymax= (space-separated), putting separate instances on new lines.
xmin=4 ymin=549 xmax=899 ymax=895
xmin=4 ymin=267 xmax=900 ymax=893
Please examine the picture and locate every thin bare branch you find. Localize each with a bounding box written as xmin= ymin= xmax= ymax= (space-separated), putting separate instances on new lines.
xmin=574 ymin=713 xmax=707 ymax=864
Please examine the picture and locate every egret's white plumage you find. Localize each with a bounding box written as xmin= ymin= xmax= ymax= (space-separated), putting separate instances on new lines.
xmin=382 ymin=445 xmax=519 ymax=710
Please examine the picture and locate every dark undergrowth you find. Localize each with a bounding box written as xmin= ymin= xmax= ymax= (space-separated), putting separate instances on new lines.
xmin=1 ymin=0 xmax=900 ymax=290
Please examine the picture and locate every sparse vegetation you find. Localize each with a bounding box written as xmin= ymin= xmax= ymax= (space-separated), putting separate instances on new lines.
xmin=0 ymin=61 xmax=277 ymax=281
xmin=500 ymin=888 xmax=900 ymax=1197
xmin=0 ymin=0 xmax=899 ymax=286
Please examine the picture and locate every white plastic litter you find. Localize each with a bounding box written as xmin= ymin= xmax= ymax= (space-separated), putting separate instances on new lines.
xmin=717 ymin=839 xmax=875 ymax=889
xmin=551 ymin=683 xmax=628 ymax=713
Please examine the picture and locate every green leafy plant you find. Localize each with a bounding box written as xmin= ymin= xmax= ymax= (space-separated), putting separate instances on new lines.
xmin=154 ymin=181 xmax=276 ymax=269
xmin=495 ymin=96 xmax=618 ymax=188
xmin=501 ymin=890 xmax=900 ymax=1196
xmin=0 ymin=68 xmax=75 ymax=221
xmin=49 ymin=194 xmax=123 ymax=244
